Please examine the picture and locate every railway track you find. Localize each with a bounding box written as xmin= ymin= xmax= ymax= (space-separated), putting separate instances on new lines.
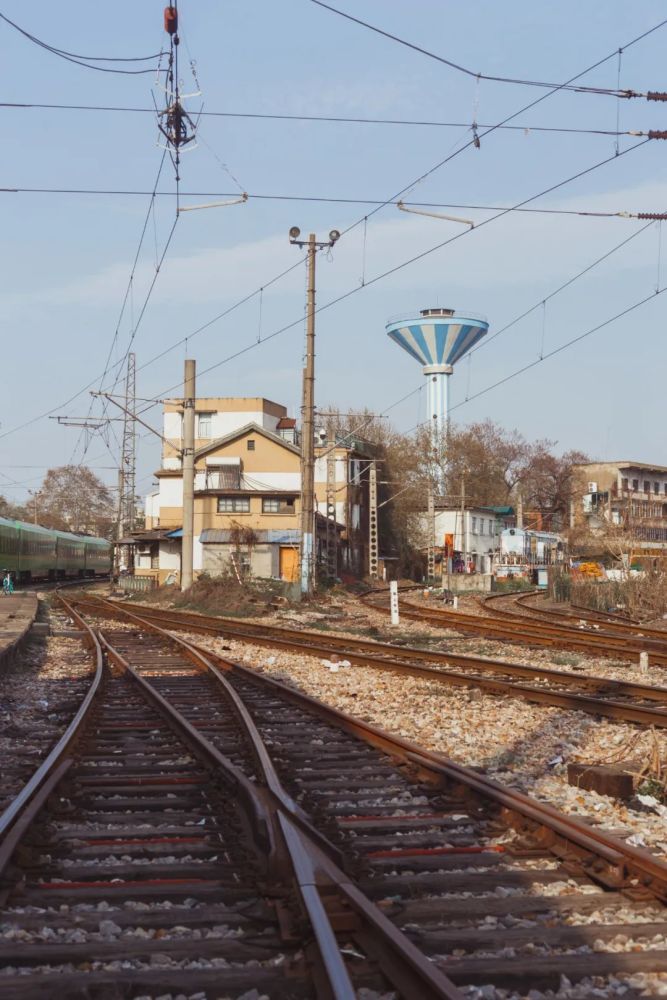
xmin=69 ymin=594 xmax=667 ymax=731
xmin=0 ymin=595 xmax=464 ymax=998
xmin=483 ymin=589 xmax=667 ymax=643
xmin=361 ymin=588 xmax=667 ymax=668
xmin=9 ymin=594 xmax=667 ymax=996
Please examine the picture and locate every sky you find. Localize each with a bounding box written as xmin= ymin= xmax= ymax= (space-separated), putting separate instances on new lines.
xmin=1 ymin=0 xmax=667 ymax=507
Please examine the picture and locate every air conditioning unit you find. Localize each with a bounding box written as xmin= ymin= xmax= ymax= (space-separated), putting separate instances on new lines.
xmin=587 ymin=481 xmax=598 ymax=493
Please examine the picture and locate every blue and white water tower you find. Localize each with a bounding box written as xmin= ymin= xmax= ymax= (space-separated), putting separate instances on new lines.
xmin=386 ymin=307 xmax=489 ymax=459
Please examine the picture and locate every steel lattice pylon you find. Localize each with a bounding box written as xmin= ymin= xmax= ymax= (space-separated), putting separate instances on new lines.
xmin=427 ymin=488 xmax=436 ymax=583
xmin=368 ymin=461 xmax=379 ymax=579
xmin=117 ymin=353 xmax=136 ymax=541
xmin=325 ymin=451 xmax=338 ymax=579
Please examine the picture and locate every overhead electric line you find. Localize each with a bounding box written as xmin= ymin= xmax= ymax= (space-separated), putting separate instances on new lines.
xmin=3 ymin=14 xmax=660 ymax=447
xmin=0 ymin=100 xmax=657 ymax=137
xmin=4 ymin=184 xmax=667 ymax=220
xmin=446 ymin=284 xmax=667 ymax=418
xmin=131 ymin=135 xmax=648 ymax=417
xmin=308 ymin=1 xmax=665 ymax=100
xmin=468 ymin=218 xmax=658 ymax=359
xmin=0 ymin=11 xmax=163 ymax=74
xmin=66 ymin=150 xmax=171 ymax=469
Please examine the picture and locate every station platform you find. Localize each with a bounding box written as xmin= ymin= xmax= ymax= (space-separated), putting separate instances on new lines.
xmin=0 ymin=593 xmax=39 ymax=666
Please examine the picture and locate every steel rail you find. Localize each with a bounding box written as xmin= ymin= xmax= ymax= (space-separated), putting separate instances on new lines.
xmin=513 ymin=590 xmax=667 ymax=641
xmin=190 ymin=640 xmax=667 ymax=904
xmin=67 ymin=595 xmax=667 ymax=727
xmin=99 ymin=602 xmax=346 ymax=868
xmin=71 ymin=597 xmax=667 ymax=901
xmin=93 ymin=608 xmax=463 ymax=1000
xmin=0 ymin=594 xmax=103 ymax=880
xmin=361 ymin=589 xmax=667 ymax=665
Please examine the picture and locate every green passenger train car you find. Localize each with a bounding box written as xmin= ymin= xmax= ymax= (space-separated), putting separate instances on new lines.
xmin=0 ymin=517 xmax=111 ymax=582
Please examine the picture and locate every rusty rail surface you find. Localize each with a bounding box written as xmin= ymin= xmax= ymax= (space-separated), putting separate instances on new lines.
xmin=95 ymin=609 xmax=464 ymax=1000
xmin=49 ymin=598 xmax=667 ymax=993
xmin=490 ymin=589 xmax=667 ymax=643
xmin=362 ymin=588 xmax=667 ymax=666
xmin=69 ymin=594 xmax=667 ymax=729
xmin=0 ymin=593 xmax=464 ymax=999
xmin=0 ymin=594 xmax=103 ymax=880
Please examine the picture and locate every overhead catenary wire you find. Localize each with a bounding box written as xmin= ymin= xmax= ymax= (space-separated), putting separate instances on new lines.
xmin=66 ymin=151 xmax=172 ymax=470
xmin=3 ymin=16 xmax=661 ymax=451
xmin=126 ymin=126 xmax=649 ymax=433
xmin=467 ymin=216 xmax=658 ymax=358
xmin=446 ymin=284 xmax=667 ymax=418
xmin=0 ymin=100 xmax=657 ymax=137
xmin=0 ymin=11 xmax=164 ymax=74
xmin=308 ymin=1 xmax=664 ymax=100
xmin=6 ymin=184 xmax=667 ymax=220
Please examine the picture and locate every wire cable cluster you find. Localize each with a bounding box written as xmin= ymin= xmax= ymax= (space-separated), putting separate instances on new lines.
xmin=0 ymin=11 xmax=164 ymax=74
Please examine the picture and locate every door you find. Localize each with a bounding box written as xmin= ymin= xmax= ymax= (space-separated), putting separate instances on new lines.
xmin=279 ymin=546 xmax=299 ymax=582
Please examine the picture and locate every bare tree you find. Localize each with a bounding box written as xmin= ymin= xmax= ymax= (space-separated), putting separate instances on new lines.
xmin=33 ymin=466 xmax=115 ymax=537
xmin=0 ymin=495 xmax=29 ymax=521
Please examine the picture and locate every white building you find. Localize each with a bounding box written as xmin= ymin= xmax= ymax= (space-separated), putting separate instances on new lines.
xmin=434 ymin=506 xmax=502 ymax=574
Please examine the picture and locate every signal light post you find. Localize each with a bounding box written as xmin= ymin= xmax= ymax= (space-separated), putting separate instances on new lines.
xmin=289 ymin=226 xmax=340 ymax=597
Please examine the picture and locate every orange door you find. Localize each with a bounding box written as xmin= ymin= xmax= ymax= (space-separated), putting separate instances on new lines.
xmin=279 ymin=546 xmax=299 ymax=582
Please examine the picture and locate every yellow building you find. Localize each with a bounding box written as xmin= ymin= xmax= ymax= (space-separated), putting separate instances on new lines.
xmin=136 ymin=397 xmax=370 ymax=584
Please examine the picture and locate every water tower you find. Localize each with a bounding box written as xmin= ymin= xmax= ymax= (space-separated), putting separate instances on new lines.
xmin=386 ymin=307 xmax=489 ymax=485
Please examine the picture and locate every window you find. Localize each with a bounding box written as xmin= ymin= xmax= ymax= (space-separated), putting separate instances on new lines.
xmin=472 ymin=516 xmax=477 ymax=534
xmin=664 ymin=484 xmax=667 ymax=496
xmin=217 ymin=496 xmax=250 ymax=513
xmin=655 ymin=482 xmax=660 ymax=494
xmin=622 ymin=478 xmax=629 ymax=492
xmin=197 ymin=412 xmax=213 ymax=438
xmin=247 ymin=439 xmax=255 ymax=451
xmin=262 ymin=497 xmax=296 ymax=514
xmin=632 ymin=479 xmax=639 ymax=491
xmin=644 ymin=480 xmax=651 ymax=494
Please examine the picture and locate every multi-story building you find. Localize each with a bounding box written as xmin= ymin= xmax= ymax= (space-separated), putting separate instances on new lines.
xmin=433 ymin=505 xmax=503 ymax=574
xmin=573 ymin=460 xmax=667 ymax=551
xmin=135 ymin=397 xmax=370 ymax=584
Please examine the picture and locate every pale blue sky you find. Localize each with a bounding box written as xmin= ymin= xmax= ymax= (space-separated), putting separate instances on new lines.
xmin=1 ymin=1 xmax=666 ymax=504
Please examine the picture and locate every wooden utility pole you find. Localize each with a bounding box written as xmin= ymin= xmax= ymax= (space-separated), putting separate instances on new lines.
xmin=289 ymin=225 xmax=340 ymax=597
xmin=181 ymin=358 xmax=196 ymax=591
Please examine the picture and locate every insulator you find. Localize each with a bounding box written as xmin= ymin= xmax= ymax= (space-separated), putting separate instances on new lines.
xmin=648 ymin=130 xmax=667 ymax=140
xmin=164 ymin=6 xmax=178 ymax=34
xmin=646 ymin=91 xmax=667 ymax=102
xmin=636 ymin=212 xmax=667 ymax=220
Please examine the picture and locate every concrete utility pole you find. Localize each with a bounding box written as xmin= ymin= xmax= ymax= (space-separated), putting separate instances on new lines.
xmin=181 ymin=358 xmax=196 ymax=591
xmin=289 ymin=225 xmax=340 ymax=597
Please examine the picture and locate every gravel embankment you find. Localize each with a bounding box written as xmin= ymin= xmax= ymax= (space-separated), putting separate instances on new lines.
xmin=179 ymin=629 xmax=667 ymax=862
xmin=0 ymin=605 xmax=94 ymax=811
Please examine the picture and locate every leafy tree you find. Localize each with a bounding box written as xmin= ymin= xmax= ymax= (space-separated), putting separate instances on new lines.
xmin=32 ymin=466 xmax=115 ymax=538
